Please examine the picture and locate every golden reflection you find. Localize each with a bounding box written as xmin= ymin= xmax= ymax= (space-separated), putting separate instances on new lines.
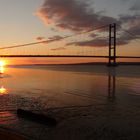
xmin=0 ymin=66 xmax=5 ymax=74
xmin=0 ymin=111 xmax=17 ymax=124
xmin=0 ymin=60 xmax=6 ymax=73
xmin=0 ymin=86 xmax=7 ymax=95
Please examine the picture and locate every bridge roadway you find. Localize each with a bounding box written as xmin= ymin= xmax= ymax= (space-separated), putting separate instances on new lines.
xmin=0 ymin=55 xmax=139 ymax=58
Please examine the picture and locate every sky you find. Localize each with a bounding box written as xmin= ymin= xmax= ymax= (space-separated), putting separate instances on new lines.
xmin=0 ymin=0 xmax=139 ymax=64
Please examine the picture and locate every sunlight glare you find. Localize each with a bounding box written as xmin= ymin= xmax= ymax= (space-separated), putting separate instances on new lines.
xmin=0 ymin=86 xmax=7 ymax=95
xmin=0 ymin=60 xmax=6 ymax=74
xmin=0 ymin=60 xmax=6 ymax=67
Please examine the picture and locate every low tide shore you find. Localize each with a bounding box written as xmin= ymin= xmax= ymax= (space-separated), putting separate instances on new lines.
xmin=0 ymin=103 xmax=140 ymax=140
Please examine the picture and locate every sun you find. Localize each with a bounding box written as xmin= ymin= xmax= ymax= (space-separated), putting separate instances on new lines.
xmin=0 ymin=60 xmax=6 ymax=67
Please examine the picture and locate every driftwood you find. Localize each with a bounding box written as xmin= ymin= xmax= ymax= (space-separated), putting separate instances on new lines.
xmin=17 ymin=109 xmax=57 ymax=126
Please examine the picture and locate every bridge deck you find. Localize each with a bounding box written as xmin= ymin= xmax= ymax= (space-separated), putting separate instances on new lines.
xmin=0 ymin=55 xmax=139 ymax=58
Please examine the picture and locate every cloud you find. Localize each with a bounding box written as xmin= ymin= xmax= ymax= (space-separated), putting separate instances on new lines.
xmin=51 ymin=47 xmax=66 ymax=51
xmin=129 ymin=0 xmax=140 ymax=11
xmin=36 ymin=0 xmax=140 ymax=47
xmin=48 ymin=35 xmax=63 ymax=40
xmin=90 ymin=33 xmax=99 ymax=38
xmin=37 ymin=0 xmax=117 ymax=32
xmin=117 ymin=0 xmax=140 ymax=44
xmin=36 ymin=35 xmax=69 ymax=44
xmin=130 ymin=5 xmax=140 ymax=11
xmin=67 ymin=37 xmax=108 ymax=47
xmin=119 ymin=14 xmax=140 ymax=42
xmin=67 ymin=36 xmax=132 ymax=47
xmin=67 ymin=14 xmax=140 ymax=47
xmin=36 ymin=37 xmax=45 ymax=40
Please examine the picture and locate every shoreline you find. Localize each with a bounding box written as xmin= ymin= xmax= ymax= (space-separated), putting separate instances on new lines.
xmin=6 ymin=62 xmax=140 ymax=67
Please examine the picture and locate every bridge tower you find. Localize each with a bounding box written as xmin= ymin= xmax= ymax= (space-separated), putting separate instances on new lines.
xmin=108 ymin=23 xmax=117 ymax=66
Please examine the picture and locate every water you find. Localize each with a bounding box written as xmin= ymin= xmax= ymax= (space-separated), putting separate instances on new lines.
xmin=0 ymin=65 xmax=139 ymax=139
xmin=0 ymin=65 xmax=139 ymax=110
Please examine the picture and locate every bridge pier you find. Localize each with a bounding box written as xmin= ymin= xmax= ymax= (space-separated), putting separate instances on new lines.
xmin=108 ymin=23 xmax=117 ymax=66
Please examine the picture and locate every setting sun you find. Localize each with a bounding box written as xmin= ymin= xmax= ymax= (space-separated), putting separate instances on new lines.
xmin=0 ymin=61 xmax=6 ymax=67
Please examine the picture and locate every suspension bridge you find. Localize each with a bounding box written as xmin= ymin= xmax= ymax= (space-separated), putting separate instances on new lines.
xmin=0 ymin=23 xmax=139 ymax=66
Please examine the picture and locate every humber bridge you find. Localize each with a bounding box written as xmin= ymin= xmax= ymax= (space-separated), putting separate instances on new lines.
xmin=0 ymin=23 xmax=139 ymax=66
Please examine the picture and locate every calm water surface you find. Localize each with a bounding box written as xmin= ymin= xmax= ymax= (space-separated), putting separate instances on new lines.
xmin=0 ymin=65 xmax=139 ymax=125
xmin=0 ymin=65 xmax=139 ymax=109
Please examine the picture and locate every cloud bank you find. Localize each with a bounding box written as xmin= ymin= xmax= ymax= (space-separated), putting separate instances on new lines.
xmin=37 ymin=0 xmax=117 ymax=32
xmin=37 ymin=0 xmax=140 ymax=47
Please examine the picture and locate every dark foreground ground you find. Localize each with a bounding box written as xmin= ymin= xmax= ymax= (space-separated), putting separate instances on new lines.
xmin=0 ymin=103 xmax=140 ymax=140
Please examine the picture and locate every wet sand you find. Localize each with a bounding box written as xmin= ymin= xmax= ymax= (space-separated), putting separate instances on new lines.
xmin=0 ymin=128 xmax=28 ymax=140
xmin=0 ymin=103 xmax=140 ymax=140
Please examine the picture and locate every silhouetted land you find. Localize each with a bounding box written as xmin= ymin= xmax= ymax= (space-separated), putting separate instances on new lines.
xmin=7 ymin=62 xmax=140 ymax=67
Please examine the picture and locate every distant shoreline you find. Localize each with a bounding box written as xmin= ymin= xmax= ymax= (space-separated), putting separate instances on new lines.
xmin=6 ymin=62 xmax=140 ymax=67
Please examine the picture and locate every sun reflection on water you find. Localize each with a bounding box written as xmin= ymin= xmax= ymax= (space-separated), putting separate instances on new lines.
xmin=0 ymin=60 xmax=6 ymax=74
xmin=0 ymin=66 xmax=5 ymax=74
xmin=0 ymin=86 xmax=7 ymax=95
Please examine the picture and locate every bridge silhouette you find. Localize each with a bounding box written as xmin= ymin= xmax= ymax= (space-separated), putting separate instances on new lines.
xmin=0 ymin=23 xmax=139 ymax=65
xmin=0 ymin=55 xmax=139 ymax=59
